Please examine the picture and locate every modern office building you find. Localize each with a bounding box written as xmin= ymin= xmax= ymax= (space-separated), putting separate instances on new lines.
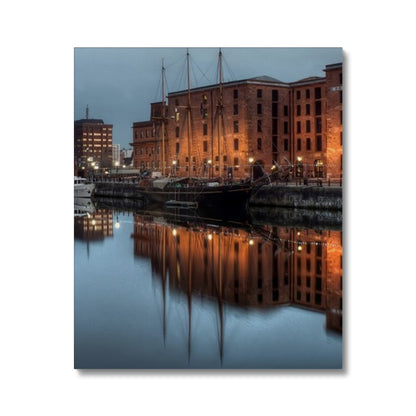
xmin=74 ymin=110 xmax=113 ymax=176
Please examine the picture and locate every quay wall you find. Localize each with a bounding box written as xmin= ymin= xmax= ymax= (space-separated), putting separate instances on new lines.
xmin=94 ymin=182 xmax=343 ymax=210
xmin=94 ymin=182 xmax=144 ymax=199
xmin=249 ymin=185 xmax=342 ymax=210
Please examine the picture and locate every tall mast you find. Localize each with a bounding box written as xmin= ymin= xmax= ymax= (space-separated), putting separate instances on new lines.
xmin=217 ymin=49 xmax=223 ymax=180
xmin=186 ymin=49 xmax=192 ymax=179
xmin=161 ymin=59 xmax=166 ymax=176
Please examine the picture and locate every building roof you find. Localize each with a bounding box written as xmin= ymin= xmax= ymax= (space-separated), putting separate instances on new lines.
xmin=325 ymin=62 xmax=343 ymax=71
xmin=247 ymin=75 xmax=284 ymax=83
xmin=75 ymin=118 xmax=105 ymax=124
xmin=290 ymin=76 xmax=326 ymax=86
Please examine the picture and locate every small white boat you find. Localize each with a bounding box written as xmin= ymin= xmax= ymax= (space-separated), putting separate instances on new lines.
xmin=74 ymin=176 xmax=95 ymax=198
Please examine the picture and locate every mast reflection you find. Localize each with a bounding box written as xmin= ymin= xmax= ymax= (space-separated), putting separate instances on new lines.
xmin=132 ymin=213 xmax=343 ymax=361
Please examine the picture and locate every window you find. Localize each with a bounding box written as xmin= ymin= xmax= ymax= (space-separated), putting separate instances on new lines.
xmin=257 ymin=120 xmax=262 ymax=132
xmin=272 ymin=102 xmax=278 ymax=117
xmin=257 ymin=138 xmax=262 ymax=150
xmin=175 ymin=126 xmax=180 ymax=138
xmin=233 ymin=104 xmax=238 ymax=115
xmin=234 ymin=120 xmax=239 ymax=133
xmin=339 ymin=73 xmax=343 ymax=84
xmin=315 ymin=87 xmax=321 ymax=99
xmin=296 ymin=90 xmax=301 ymax=100
xmin=234 ymin=138 xmax=239 ymax=151
xmin=284 ymin=105 xmax=289 ymax=116
xmin=175 ymin=142 xmax=180 ymax=154
xmin=306 ymin=120 xmax=311 ymax=132
xmin=306 ymin=138 xmax=311 ymax=151
xmin=284 ymin=121 xmax=289 ymax=134
xmin=306 ymin=89 xmax=310 ymax=99
xmin=203 ymin=141 xmax=208 ymax=152
xmin=203 ymin=123 xmax=208 ymax=135
xmin=257 ymin=103 xmax=262 ymax=115
xmin=257 ymin=89 xmax=262 ymax=98
xmin=315 ymin=117 xmax=322 ymax=133
xmin=296 ymin=121 xmax=301 ymax=133
xmin=316 ymin=136 xmax=322 ymax=151
xmin=316 ymin=277 xmax=322 ymax=291
xmin=315 ymin=293 xmax=322 ymax=305
xmin=297 ymin=138 xmax=301 ymax=151
xmin=284 ymin=139 xmax=289 ymax=151
xmin=315 ymin=101 xmax=322 ymax=115
xmin=234 ymin=157 xmax=239 ymax=169
xmin=297 ymin=105 xmax=301 ymax=116
xmin=272 ymin=119 xmax=277 ymax=135
xmin=272 ymin=89 xmax=278 ymax=101
xmin=233 ymin=89 xmax=238 ymax=99
xmin=339 ymin=90 xmax=343 ymax=103
xmin=340 ymin=110 xmax=343 ymax=125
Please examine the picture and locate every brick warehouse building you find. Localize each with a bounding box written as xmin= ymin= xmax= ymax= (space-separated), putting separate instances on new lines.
xmin=131 ymin=62 xmax=342 ymax=181
xmin=74 ymin=112 xmax=113 ymax=176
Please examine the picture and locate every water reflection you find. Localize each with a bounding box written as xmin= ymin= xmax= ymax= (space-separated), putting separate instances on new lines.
xmin=74 ymin=203 xmax=342 ymax=369
xmin=132 ymin=213 xmax=343 ymax=334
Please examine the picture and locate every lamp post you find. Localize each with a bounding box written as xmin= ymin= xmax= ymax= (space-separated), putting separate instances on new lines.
xmin=172 ymin=160 xmax=177 ymax=176
xmin=248 ymin=157 xmax=254 ymax=182
xmin=207 ymin=159 xmax=212 ymax=180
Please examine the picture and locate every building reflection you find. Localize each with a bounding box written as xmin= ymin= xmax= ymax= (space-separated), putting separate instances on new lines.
xmin=132 ymin=214 xmax=342 ymax=334
xmin=74 ymin=209 xmax=114 ymax=241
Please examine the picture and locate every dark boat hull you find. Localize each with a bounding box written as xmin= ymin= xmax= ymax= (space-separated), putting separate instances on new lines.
xmin=141 ymin=183 xmax=252 ymax=215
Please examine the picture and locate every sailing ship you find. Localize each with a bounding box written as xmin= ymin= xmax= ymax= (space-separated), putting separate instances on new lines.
xmin=137 ymin=49 xmax=253 ymax=214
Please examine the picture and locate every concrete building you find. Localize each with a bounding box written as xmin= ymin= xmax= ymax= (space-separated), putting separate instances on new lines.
xmin=74 ymin=111 xmax=113 ymax=176
xmin=131 ymin=63 xmax=343 ymax=181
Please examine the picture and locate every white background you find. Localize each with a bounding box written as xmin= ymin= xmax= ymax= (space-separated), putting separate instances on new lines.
xmin=1 ymin=1 xmax=415 ymax=415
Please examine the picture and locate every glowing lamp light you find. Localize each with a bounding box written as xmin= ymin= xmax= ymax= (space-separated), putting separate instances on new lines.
xmin=207 ymin=233 xmax=213 ymax=241
xmin=172 ymin=228 xmax=177 ymax=236
xmin=249 ymin=239 xmax=254 ymax=246
xmin=297 ymin=156 xmax=302 ymax=162
xmin=115 ymin=221 xmax=120 ymax=229
xmin=91 ymin=219 xmax=96 ymax=226
xmin=248 ymin=157 xmax=254 ymax=164
xmin=297 ymin=245 xmax=303 ymax=251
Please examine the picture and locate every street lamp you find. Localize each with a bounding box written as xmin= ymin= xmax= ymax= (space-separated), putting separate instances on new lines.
xmin=207 ymin=159 xmax=212 ymax=179
xmin=248 ymin=157 xmax=254 ymax=182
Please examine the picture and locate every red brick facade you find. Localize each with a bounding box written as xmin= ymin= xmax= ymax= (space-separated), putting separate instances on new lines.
xmin=131 ymin=63 xmax=343 ymax=180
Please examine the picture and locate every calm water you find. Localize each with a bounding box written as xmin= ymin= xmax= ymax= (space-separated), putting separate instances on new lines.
xmin=74 ymin=202 xmax=342 ymax=369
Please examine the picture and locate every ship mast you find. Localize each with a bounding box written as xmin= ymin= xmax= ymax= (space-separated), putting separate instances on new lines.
xmin=217 ymin=49 xmax=224 ymax=180
xmin=161 ymin=59 xmax=166 ymax=176
xmin=186 ymin=49 xmax=192 ymax=179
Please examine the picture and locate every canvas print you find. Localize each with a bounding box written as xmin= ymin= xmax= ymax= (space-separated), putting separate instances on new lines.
xmin=74 ymin=47 xmax=343 ymax=369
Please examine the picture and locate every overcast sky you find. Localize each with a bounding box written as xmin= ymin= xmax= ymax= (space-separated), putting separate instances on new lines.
xmin=74 ymin=47 xmax=342 ymax=148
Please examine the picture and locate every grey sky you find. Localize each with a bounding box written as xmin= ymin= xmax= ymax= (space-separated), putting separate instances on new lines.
xmin=74 ymin=47 xmax=342 ymax=148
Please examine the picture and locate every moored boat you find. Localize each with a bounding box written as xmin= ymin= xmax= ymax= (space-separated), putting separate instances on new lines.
xmin=74 ymin=176 xmax=95 ymax=198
